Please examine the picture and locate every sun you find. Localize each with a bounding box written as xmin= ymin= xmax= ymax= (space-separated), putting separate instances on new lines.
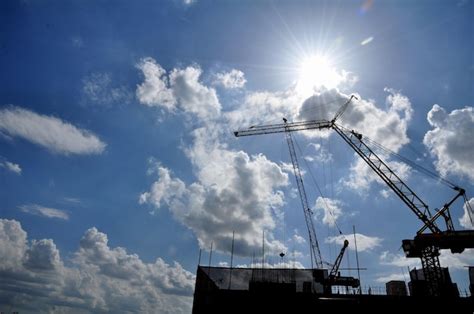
xmin=296 ymin=54 xmax=343 ymax=96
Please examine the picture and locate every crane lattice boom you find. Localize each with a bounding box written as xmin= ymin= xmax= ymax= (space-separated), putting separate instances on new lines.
xmin=284 ymin=120 xmax=323 ymax=269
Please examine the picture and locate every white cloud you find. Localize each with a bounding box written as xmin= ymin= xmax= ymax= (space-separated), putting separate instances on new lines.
xmin=183 ymin=0 xmax=196 ymax=5
xmin=315 ymin=197 xmax=343 ymax=227
xmin=169 ymin=66 xmax=221 ymax=119
xmin=213 ymin=69 xmax=246 ymax=89
xmin=225 ymin=88 xmax=304 ymax=130
xmin=325 ymin=233 xmax=382 ymax=252
xmin=423 ymin=105 xmax=474 ymax=182
xmin=0 ymin=106 xmax=106 ymax=155
xmin=459 ymin=197 xmax=474 ymax=229
xmin=139 ymin=165 xmax=186 ymax=211
xmin=376 ymin=273 xmax=405 ymax=283
xmin=292 ymin=229 xmax=306 ymax=244
xmin=19 ymin=204 xmax=69 ymax=220
xmin=343 ymin=158 xmax=411 ymax=193
xmin=136 ymin=57 xmax=176 ymax=109
xmin=380 ymin=251 xmax=420 ymax=268
xmin=439 ymin=248 xmax=474 ymax=270
xmin=0 ymin=219 xmax=27 ymax=270
xmin=140 ymin=128 xmax=290 ymax=256
xmin=298 ymin=88 xmax=412 ymax=151
xmin=360 ymin=36 xmax=374 ymax=46
xmin=0 ymin=160 xmax=21 ymax=174
xmin=82 ymin=72 xmax=132 ymax=107
xmin=0 ymin=219 xmax=194 ymax=313
xmin=137 ymin=58 xmax=290 ymax=257
xmin=136 ymin=58 xmax=221 ymax=119
xmin=307 ymin=143 xmax=332 ymax=163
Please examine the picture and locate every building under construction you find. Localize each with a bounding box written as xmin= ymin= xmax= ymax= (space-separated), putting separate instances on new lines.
xmin=193 ymin=96 xmax=474 ymax=312
xmin=192 ymin=265 xmax=474 ymax=313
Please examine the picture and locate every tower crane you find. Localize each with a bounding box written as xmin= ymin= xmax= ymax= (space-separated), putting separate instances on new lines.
xmin=234 ymin=95 xmax=474 ymax=296
xmin=283 ymin=117 xmax=323 ymax=269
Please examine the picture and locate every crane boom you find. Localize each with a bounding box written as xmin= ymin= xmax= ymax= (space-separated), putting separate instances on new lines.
xmin=283 ymin=119 xmax=323 ymax=269
xmin=330 ymin=239 xmax=349 ymax=278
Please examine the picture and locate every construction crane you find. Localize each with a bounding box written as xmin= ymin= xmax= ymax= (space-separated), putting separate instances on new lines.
xmin=324 ymin=239 xmax=359 ymax=289
xmin=234 ymin=95 xmax=474 ymax=296
xmin=329 ymin=239 xmax=349 ymax=279
xmin=284 ymin=117 xmax=323 ymax=269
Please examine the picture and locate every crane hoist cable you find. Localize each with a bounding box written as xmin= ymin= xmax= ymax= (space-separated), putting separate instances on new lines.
xmin=293 ymin=134 xmax=344 ymax=236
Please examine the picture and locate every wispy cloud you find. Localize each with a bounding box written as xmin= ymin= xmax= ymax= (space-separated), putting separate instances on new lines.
xmin=82 ymin=72 xmax=133 ymax=107
xmin=0 ymin=106 xmax=106 ymax=155
xmin=62 ymin=197 xmax=81 ymax=204
xmin=361 ymin=36 xmax=374 ymax=46
xmin=0 ymin=160 xmax=21 ymax=175
xmin=19 ymin=204 xmax=69 ymax=220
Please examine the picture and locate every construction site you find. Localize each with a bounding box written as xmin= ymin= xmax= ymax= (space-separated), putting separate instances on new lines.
xmin=192 ymin=96 xmax=474 ymax=313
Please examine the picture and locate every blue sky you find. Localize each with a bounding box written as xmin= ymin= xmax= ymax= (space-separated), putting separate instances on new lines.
xmin=1 ymin=0 xmax=473 ymax=312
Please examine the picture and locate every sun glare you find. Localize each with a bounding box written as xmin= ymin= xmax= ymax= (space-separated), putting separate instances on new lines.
xmin=297 ymin=54 xmax=343 ymax=96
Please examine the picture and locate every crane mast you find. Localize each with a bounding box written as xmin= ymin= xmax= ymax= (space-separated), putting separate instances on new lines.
xmin=283 ymin=119 xmax=323 ymax=269
xmin=234 ymin=96 xmax=474 ymax=296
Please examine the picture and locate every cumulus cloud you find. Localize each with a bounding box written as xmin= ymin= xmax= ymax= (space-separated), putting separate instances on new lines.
xmin=213 ymin=69 xmax=246 ymax=89
xmin=306 ymin=143 xmax=332 ymax=163
xmin=19 ymin=204 xmax=69 ymax=220
xmin=459 ymin=197 xmax=474 ymax=229
xmin=296 ymin=88 xmax=414 ymax=193
xmin=423 ymin=105 xmax=474 ymax=182
xmin=343 ymin=158 xmax=411 ymax=193
xmin=169 ymin=66 xmax=221 ymax=119
xmin=298 ymin=88 xmax=412 ymax=151
xmin=82 ymin=72 xmax=133 ymax=107
xmin=0 ymin=159 xmax=21 ymax=174
xmin=292 ymin=229 xmax=306 ymax=244
xmin=140 ymin=136 xmax=289 ymax=256
xmin=225 ymin=88 xmax=304 ymax=130
xmin=325 ymin=233 xmax=382 ymax=252
xmin=439 ymin=248 xmax=474 ymax=270
xmin=0 ymin=219 xmax=194 ymax=313
xmin=0 ymin=219 xmax=27 ymax=270
xmin=0 ymin=106 xmax=106 ymax=155
xmin=139 ymin=165 xmax=186 ymax=211
xmin=315 ymin=197 xmax=343 ymax=227
xmin=136 ymin=57 xmax=221 ymax=119
xmin=137 ymin=57 xmax=291 ymax=258
xmin=136 ymin=57 xmax=176 ymax=109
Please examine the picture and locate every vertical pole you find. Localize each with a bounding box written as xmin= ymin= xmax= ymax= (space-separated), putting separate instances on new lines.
xmin=208 ymin=242 xmax=213 ymax=280
xmin=262 ymin=230 xmax=265 ymax=281
xmin=229 ymin=231 xmax=235 ymax=290
xmin=198 ymin=249 xmax=202 ymax=266
xmin=208 ymin=242 xmax=213 ymax=267
xmin=353 ymin=225 xmax=361 ymax=294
